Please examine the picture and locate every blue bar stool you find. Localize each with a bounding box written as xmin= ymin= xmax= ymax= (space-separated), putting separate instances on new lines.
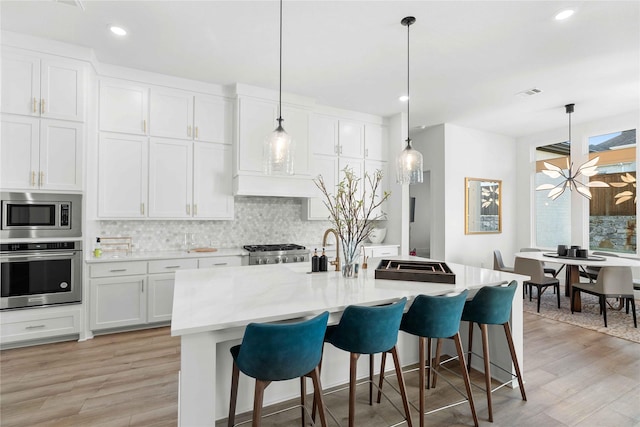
xmin=323 ymin=298 xmax=412 ymax=427
xmin=458 ymin=281 xmax=526 ymax=422
xmin=228 ymin=311 xmax=329 ymax=427
xmin=380 ymin=290 xmax=478 ymax=427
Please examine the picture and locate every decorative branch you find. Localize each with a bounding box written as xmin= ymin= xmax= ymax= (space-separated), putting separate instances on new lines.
xmin=314 ymin=168 xmax=391 ymax=259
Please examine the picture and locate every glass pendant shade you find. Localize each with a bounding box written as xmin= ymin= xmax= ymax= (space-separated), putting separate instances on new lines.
xmin=263 ymin=122 xmax=294 ymax=175
xmin=396 ymin=139 xmax=423 ymax=184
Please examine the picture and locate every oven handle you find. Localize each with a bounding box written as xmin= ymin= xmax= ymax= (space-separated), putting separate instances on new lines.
xmin=0 ymin=252 xmax=78 ymax=261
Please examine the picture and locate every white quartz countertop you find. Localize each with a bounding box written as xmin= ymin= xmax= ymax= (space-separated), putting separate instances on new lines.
xmin=171 ymin=256 xmax=525 ymax=336
xmin=85 ymin=248 xmax=248 ymax=263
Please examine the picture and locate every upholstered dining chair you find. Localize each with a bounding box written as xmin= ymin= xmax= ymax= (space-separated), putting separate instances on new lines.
xmin=580 ymin=251 xmax=619 ymax=282
xmin=460 ymin=281 xmax=526 ymax=422
xmin=322 ymin=298 xmax=412 ymax=427
xmin=228 ymin=311 xmax=330 ymax=427
xmin=380 ymin=290 xmax=478 ymax=427
xmin=520 ymin=247 xmax=561 ymax=277
xmin=493 ymin=250 xmax=514 ymax=273
xmin=571 ymin=266 xmax=637 ymax=328
xmin=514 ymin=257 xmax=560 ymax=312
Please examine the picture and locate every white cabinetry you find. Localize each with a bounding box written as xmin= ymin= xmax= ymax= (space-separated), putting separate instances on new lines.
xmin=90 ymin=261 xmax=147 ymax=330
xmin=364 ymin=123 xmax=387 ymax=161
xmin=0 ymin=305 xmax=81 ymax=347
xmin=150 ymin=87 xmax=232 ymax=143
xmin=147 ymin=259 xmax=198 ymax=323
xmin=237 ymin=97 xmax=278 ymax=173
xmin=338 ymin=120 xmax=365 ymax=158
xmin=89 ymin=256 xmax=238 ymax=331
xmin=149 ymin=138 xmax=192 ymax=218
xmin=98 ymin=133 xmax=148 ymax=218
xmin=1 ymin=48 xmax=85 ymax=122
xmin=148 ymin=139 xmax=233 ymax=219
xmin=1 ymin=114 xmax=82 ymax=191
xmin=362 ymin=244 xmax=399 ymax=259
xmin=99 ymin=79 xmax=149 ymax=135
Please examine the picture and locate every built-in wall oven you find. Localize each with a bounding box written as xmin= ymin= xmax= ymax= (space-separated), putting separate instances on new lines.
xmin=0 ymin=241 xmax=82 ymax=310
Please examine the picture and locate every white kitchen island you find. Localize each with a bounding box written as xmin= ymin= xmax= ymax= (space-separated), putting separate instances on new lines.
xmin=171 ymin=257 xmax=526 ymax=426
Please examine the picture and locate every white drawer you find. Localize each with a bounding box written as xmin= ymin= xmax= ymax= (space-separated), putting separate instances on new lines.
xmin=198 ymin=256 xmax=242 ymax=269
xmin=148 ymin=258 xmax=198 ymax=274
xmin=1 ymin=308 xmax=80 ymax=344
xmin=364 ymin=245 xmax=399 ymax=258
xmin=90 ymin=261 xmax=147 ymax=278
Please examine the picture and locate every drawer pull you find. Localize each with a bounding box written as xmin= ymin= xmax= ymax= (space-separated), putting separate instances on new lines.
xmin=165 ymin=265 xmax=181 ymax=269
xmin=26 ymin=324 xmax=46 ymax=330
xmin=110 ymin=269 xmax=127 ymax=272
xmin=213 ymin=263 xmax=228 ymax=266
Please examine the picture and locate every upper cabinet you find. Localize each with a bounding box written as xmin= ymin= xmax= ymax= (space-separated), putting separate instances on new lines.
xmin=149 ymin=87 xmax=232 ymax=144
xmin=338 ymin=120 xmax=365 ymax=158
xmin=364 ymin=123 xmax=387 ymax=161
xmin=1 ymin=114 xmax=82 ymax=191
xmin=99 ymin=79 xmax=149 ymax=135
xmin=1 ymin=48 xmax=85 ymax=122
xmin=310 ymin=115 xmax=365 ymax=159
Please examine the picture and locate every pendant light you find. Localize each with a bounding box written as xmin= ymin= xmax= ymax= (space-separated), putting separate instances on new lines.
xmin=396 ymin=16 xmax=423 ymax=185
xmin=536 ymin=104 xmax=608 ymax=200
xmin=264 ymin=0 xmax=294 ymax=175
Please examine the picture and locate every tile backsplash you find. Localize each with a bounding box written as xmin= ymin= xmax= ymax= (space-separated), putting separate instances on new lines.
xmin=97 ymin=197 xmax=333 ymax=252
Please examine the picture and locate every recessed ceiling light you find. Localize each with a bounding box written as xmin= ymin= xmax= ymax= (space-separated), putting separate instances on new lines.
xmin=555 ymin=9 xmax=574 ymax=20
xmin=109 ymin=25 xmax=127 ymax=36
xmin=399 ymin=95 xmax=409 ymax=102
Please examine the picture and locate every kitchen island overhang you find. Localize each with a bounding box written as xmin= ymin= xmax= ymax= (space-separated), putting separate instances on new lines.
xmin=171 ymin=257 xmax=527 ymax=426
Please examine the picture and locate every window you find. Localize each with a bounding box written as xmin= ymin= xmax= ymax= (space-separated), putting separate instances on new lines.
xmin=588 ymin=129 xmax=636 ymax=254
xmin=535 ymin=142 xmax=571 ymax=248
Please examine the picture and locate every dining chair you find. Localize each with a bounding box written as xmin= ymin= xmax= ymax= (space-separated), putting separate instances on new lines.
xmin=571 ymin=266 xmax=637 ymax=328
xmin=379 ymin=290 xmax=478 ymax=427
xmin=460 ymin=281 xmax=526 ymax=422
xmin=493 ymin=250 xmax=514 ymax=273
xmin=322 ymin=298 xmax=412 ymax=427
xmin=580 ymin=251 xmax=619 ymax=282
xmin=519 ymin=247 xmax=561 ymax=277
xmin=228 ymin=311 xmax=330 ymax=427
xmin=514 ymin=257 xmax=560 ymax=312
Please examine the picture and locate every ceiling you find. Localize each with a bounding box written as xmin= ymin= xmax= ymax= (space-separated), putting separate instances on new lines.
xmin=1 ymin=1 xmax=638 ymax=139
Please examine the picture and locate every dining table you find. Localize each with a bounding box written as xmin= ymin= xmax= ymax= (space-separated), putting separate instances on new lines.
xmin=514 ymin=251 xmax=640 ymax=311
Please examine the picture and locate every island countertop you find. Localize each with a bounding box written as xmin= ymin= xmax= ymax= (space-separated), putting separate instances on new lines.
xmin=171 ymin=256 xmax=523 ymax=337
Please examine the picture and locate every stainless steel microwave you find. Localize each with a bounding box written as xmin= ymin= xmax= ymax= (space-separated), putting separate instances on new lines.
xmin=1 ymin=192 xmax=82 ymax=239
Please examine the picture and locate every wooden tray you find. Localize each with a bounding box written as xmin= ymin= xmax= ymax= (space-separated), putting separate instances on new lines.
xmin=375 ymin=259 xmax=455 ymax=284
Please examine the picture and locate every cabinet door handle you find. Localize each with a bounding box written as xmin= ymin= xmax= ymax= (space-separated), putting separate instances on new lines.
xmin=31 ymin=171 xmax=36 ymax=187
xmin=334 ymin=145 xmax=338 ymax=154
xmin=25 ymin=324 xmax=46 ymax=330
xmin=186 ymin=204 xmax=191 ymax=215
xmin=339 ymin=146 xmax=343 ymax=155
xmin=141 ymin=282 xmax=144 ymax=293
xmin=110 ymin=269 xmax=127 ymax=272
xmin=41 ymin=98 xmax=45 ymax=114
xmin=143 ymin=120 xmax=147 ymax=133
xmin=193 ymin=204 xmax=197 ymax=216
xmin=141 ymin=203 xmax=145 ymax=215
xmin=33 ymin=97 xmax=37 ymax=113
xmin=187 ymin=125 xmax=192 ymax=137
xmin=365 ymin=148 xmax=369 ymax=157
xmin=39 ymin=171 xmax=44 ymax=187
xmin=195 ymin=126 xmax=199 ymax=139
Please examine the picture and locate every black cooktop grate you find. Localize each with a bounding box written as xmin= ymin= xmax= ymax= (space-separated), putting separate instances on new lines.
xmin=243 ymin=244 xmax=306 ymax=252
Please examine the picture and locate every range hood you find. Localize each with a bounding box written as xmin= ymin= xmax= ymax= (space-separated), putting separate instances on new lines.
xmin=233 ymin=174 xmax=317 ymax=198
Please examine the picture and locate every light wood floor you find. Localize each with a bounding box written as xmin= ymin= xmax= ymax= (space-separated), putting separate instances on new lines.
xmin=1 ymin=313 xmax=639 ymax=426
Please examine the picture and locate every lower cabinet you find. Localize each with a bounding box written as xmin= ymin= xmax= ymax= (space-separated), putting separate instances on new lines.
xmin=89 ymin=256 xmax=242 ymax=332
xmin=0 ymin=305 xmax=81 ymax=347
xmin=363 ymin=245 xmax=399 ymax=259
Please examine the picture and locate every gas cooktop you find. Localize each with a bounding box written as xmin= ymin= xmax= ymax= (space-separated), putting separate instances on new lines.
xmin=243 ymin=244 xmax=308 ymax=265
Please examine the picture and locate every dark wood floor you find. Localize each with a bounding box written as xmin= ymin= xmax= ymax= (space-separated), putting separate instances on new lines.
xmin=1 ymin=313 xmax=639 ymax=426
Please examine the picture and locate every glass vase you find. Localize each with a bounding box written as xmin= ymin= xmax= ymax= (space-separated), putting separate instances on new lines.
xmin=341 ymin=240 xmax=359 ymax=278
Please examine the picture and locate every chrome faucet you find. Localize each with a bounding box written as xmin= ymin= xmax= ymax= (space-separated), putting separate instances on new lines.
xmin=322 ymin=228 xmax=340 ymax=272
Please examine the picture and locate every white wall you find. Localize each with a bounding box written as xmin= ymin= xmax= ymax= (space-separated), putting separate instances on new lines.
xmin=442 ymin=124 xmax=517 ymax=267
xmin=385 ymin=112 xmax=408 ymax=254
